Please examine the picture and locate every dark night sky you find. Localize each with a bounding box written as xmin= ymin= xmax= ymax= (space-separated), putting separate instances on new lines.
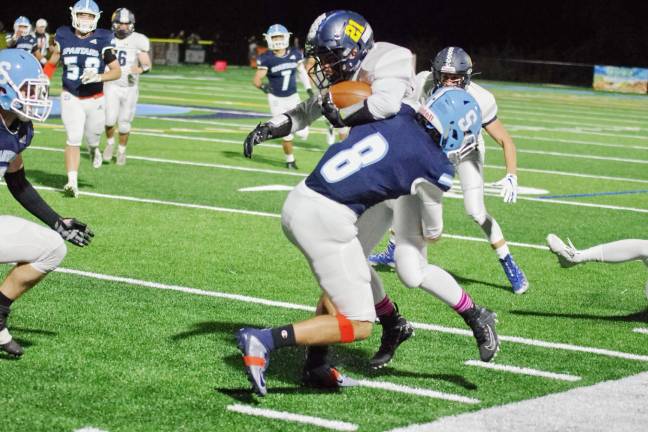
xmin=3 ymin=0 xmax=648 ymax=68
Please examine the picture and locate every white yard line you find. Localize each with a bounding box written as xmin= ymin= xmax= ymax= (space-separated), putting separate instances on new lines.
xmin=486 ymin=145 xmax=648 ymax=165
xmin=632 ymin=328 xmax=648 ymax=335
xmin=511 ymin=134 xmax=648 ymax=151
xmin=463 ymin=360 xmax=581 ymax=382
xmin=51 ymin=267 xmax=648 ymax=363
xmin=226 ymin=404 xmax=358 ymax=431
xmin=356 ymin=380 xmax=480 ymax=404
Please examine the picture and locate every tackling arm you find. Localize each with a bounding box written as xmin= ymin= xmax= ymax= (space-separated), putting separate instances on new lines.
xmin=484 ymin=119 xmax=517 ymax=176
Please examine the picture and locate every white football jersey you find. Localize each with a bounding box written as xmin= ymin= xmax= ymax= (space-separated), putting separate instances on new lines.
xmin=110 ymin=32 xmax=150 ymax=88
xmin=284 ymin=41 xmax=416 ymax=131
xmin=414 ymin=71 xmax=498 ymax=146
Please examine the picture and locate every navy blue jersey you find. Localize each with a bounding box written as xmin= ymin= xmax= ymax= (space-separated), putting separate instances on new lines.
xmin=55 ymin=26 xmax=115 ymax=97
xmin=0 ymin=120 xmax=33 ymax=178
xmin=256 ymin=48 xmax=303 ymax=97
xmin=7 ymin=33 xmax=38 ymax=54
xmin=306 ymin=105 xmax=454 ymax=215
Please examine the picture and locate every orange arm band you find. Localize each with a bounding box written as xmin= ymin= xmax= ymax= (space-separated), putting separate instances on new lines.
xmin=43 ymin=62 xmax=57 ymax=79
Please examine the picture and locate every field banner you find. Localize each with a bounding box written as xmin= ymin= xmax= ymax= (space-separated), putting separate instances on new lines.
xmin=593 ymin=65 xmax=648 ymax=94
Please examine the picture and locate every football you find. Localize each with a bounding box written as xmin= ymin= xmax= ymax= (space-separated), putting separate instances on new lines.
xmin=329 ymin=80 xmax=372 ymax=109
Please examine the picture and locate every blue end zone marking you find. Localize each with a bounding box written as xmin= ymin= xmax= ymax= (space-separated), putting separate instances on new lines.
xmin=539 ymin=190 xmax=648 ymax=199
xmin=49 ymin=100 xmax=192 ymax=118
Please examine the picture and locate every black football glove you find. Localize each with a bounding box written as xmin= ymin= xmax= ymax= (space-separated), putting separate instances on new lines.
xmin=321 ymin=92 xmax=345 ymax=128
xmin=259 ymin=83 xmax=271 ymax=94
xmin=54 ymin=218 xmax=94 ymax=247
xmin=243 ymin=123 xmax=272 ymax=158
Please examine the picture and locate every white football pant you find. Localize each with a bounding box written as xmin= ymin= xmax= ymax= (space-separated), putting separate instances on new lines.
xmin=105 ymin=84 xmax=139 ymax=134
xmin=60 ymin=91 xmax=105 ymax=148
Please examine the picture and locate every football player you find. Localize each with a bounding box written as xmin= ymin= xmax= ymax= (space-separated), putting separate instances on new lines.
xmin=548 ymin=235 xmax=648 ymax=268
xmin=236 ymin=86 xmax=499 ymax=396
xmin=34 ymin=19 xmax=50 ymax=65
xmin=253 ymin=24 xmax=313 ymax=169
xmin=0 ymin=49 xmax=94 ymax=357
xmin=244 ymin=9 xmax=417 ymax=375
xmin=5 ymin=17 xmax=42 ymax=62
xmin=102 ymin=8 xmax=151 ymax=166
xmin=370 ymin=47 xmax=528 ymax=294
xmin=43 ymin=0 xmax=121 ymax=197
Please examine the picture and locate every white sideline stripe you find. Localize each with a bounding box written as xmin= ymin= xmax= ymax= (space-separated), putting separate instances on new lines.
xmin=518 ymin=196 xmax=648 ymax=214
xmin=511 ymin=134 xmax=648 ymax=151
xmin=51 ymin=267 xmax=648 ymax=363
xmin=226 ymin=404 xmax=358 ymax=431
xmin=487 ymin=145 xmax=648 ymax=165
xmin=633 ymin=328 xmax=648 ymax=335
xmin=356 ymin=380 xmax=480 ymax=404
xmin=443 ymin=234 xmax=548 ymax=251
xmin=488 ymin=164 xmax=648 ymax=185
xmin=464 ymin=360 xmax=581 ymax=382
xmin=54 ymin=267 xmax=314 ymax=312
xmin=73 ymin=428 xmax=109 ymax=432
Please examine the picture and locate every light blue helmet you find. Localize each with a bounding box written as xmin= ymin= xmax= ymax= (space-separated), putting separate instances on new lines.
xmin=70 ymin=0 xmax=102 ymax=34
xmin=0 ymin=49 xmax=52 ymax=122
xmin=418 ymin=87 xmax=481 ymax=155
xmin=13 ymin=16 xmax=32 ymax=35
xmin=263 ymin=24 xmax=291 ymax=50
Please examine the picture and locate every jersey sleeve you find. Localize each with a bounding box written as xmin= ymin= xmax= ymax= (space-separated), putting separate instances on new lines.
xmin=470 ymin=83 xmax=498 ymax=126
xmin=137 ymin=33 xmax=150 ymax=52
xmin=285 ymin=97 xmax=322 ymax=131
xmin=366 ymin=46 xmax=415 ymax=119
xmin=295 ymin=49 xmax=304 ymax=63
xmin=256 ymin=53 xmax=268 ymax=69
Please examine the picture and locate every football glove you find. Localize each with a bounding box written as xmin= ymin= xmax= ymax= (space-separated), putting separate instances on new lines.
xmin=243 ymin=123 xmax=272 ymax=158
xmin=54 ymin=218 xmax=94 ymax=247
xmin=494 ymin=173 xmax=518 ymax=203
xmin=259 ymin=83 xmax=271 ymax=94
xmin=321 ymin=92 xmax=346 ymax=128
xmin=80 ymin=69 xmax=101 ymax=84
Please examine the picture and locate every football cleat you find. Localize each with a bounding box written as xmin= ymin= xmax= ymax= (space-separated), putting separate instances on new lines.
xmin=286 ymin=161 xmax=298 ymax=170
xmin=462 ymin=305 xmax=499 ymax=362
xmin=235 ymin=328 xmax=270 ymax=396
xmin=116 ymin=152 xmax=127 ymax=166
xmin=546 ymin=234 xmax=581 ymax=268
xmin=62 ymin=183 xmax=79 ymax=198
xmin=91 ymin=147 xmax=102 ymax=168
xmin=0 ymin=306 xmax=23 ymax=358
xmin=370 ymin=313 xmax=414 ymax=369
xmin=499 ymin=254 xmax=528 ymax=294
xmin=102 ymin=144 xmax=114 ymax=162
xmin=302 ymin=364 xmax=358 ymax=388
xmin=368 ymin=240 xmax=396 ymax=268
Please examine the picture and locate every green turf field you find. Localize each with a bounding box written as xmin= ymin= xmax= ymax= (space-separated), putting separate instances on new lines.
xmin=1 ymin=64 xmax=647 ymax=432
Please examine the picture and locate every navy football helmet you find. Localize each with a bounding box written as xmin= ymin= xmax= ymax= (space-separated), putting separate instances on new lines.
xmin=305 ymin=10 xmax=374 ymax=89
xmin=111 ymin=8 xmax=135 ymax=38
xmin=432 ymin=47 xmax=473 ymax=89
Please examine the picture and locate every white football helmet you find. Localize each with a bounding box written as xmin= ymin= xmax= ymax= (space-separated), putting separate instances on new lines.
xmin=263 ymin=24 xmax=290 ymax=51
xmin=35 ymin=19 xmax=48 ymax=33
xmin=70 ymin=0 xmax=102 ymax=34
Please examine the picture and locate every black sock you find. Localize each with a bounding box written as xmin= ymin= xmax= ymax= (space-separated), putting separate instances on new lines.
xmin=305 ymin=345 xmax=329 ymax=369
xmin=271 ymin=325 xmax=296 ymax=349
xmin=0 ymin=292 xmax=13 ymax=308
xmin=379 ymin=308 xmax=399 ymax=328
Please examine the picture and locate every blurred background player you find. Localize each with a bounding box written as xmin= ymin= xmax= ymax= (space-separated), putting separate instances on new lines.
xmin=6 ymin=17 xmax=42 ymax=62
xmin=369 ymin=46 xmax=528 ymax=295
xmin=0 ymin=49 xmax=93 ymax=357
xmin=102 ymin=7 xmax=151 ymax=166
xmin=253 ymin=24 xmax=313 ymax=169
xmin=44 ymin=0 xmax=121 ymax=197
xmin=34 ymin=19 xmax=50 ymax=65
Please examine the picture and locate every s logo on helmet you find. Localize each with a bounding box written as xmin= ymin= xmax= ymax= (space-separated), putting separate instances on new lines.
xmin=458 ymin=108 xmax=479 ymax=132
xmin=0 ymin=61 xmax=11 ymax=85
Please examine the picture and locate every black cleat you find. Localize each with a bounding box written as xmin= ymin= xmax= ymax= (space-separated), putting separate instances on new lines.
xmin=462 ymin=305 xmax=499 ymax=362
xmin=286 ymin=161 xmax=299 ymax=170
xmin=302 ymin=364 xmax=357 ymax=388
xmin=0 ymin=305 xmax=23 ymax=357
xmin=370 ymin=313 xmax=414 ymax=369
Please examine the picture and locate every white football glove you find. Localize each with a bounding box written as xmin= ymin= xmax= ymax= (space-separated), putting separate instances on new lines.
xmin=494 ymin=173 xmax=518 ymax=203
xmin=80 ymin=69 xmax=101 ymax=84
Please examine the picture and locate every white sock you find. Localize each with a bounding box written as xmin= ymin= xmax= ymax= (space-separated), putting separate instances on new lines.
xmin=286 ymin=154 xmax=295 ymax=163
xmin=67 ymin=171 xmax=78 ymax=187
xmin=118 ymin=145 xmax=127 ymax=155
xmin=580 ymin=239 xmax=648 ymax=263
xmin=107 ymin=137 xmax=115 ymax=147
xmin=495 ymin=244 xmax=510 ymax=259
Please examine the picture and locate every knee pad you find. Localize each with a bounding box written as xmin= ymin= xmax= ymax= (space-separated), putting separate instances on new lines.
xmin=32 ymin=234 xmax=67 ymax=273
xmin=118 ymin=121 xmax=131 ymax=134
xmin=394 ymin=244 xmax=426 ymax=288
xmin=422 ymin=221 xmax=443 ymax=242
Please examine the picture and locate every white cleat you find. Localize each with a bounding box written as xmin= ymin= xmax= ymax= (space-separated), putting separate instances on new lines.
xmin=92 ymin=147 xmax=102 ymax=168
xmin=62 ymin=183 xmax=79 ymax=198
xmin=116 ymin=152 xmax=126 ymax=166
xmin=546 ymin=234 xmax=581 ymax=268
xmin=102 ymin=144 xmax=114 ymax=162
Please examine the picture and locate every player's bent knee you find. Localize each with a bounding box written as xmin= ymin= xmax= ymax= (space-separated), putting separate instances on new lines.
xmin=33 ymin=234 xmax=67 ymax=273
xmin=118 ymin=122 xmax=131 ymax=134
xmin=468 ymin=210 xmax=487 ymax=226
xmin=394 ymin=246 xmax=425 ymax=288
xmin=351 ymin=320 xmax=373 ymax=341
